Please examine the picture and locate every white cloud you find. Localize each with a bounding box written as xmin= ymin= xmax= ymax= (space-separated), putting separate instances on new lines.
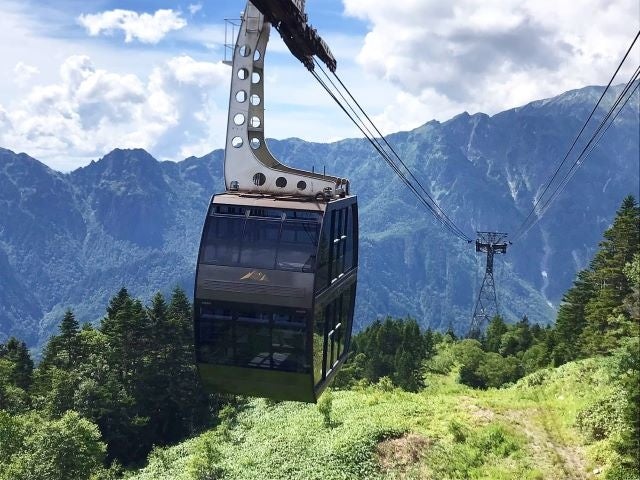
xmin=343 ymin=0 xmax=640 ymax=132
xmin=188 ymin=4 xmax=203 ymax=16
xmin=0 ymin=55 xmax=230 ymax=170
xmin=77 ymin=9 xmax=187 ymax=44
xmin=0 ymin=104 xmax=9 ymax=131
xmin=167 ymin=56 xmax=228 ymax=87
xmin=13 ymin=61 xmax=40 ymax=86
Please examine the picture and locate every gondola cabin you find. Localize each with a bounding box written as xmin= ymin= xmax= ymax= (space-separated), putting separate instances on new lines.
xmin=194 ymin=1 xmax=357 ymax=402
xmin=194 ymin=193 xmax=358 ymax=402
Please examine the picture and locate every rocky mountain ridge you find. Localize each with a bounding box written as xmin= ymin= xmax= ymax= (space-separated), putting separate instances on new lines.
xmin=0 ymin=84 xmax=637 ymax=349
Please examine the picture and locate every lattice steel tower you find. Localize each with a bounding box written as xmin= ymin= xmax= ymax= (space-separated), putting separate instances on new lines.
xmin=468 ymin=232 xmax=509 ymax=338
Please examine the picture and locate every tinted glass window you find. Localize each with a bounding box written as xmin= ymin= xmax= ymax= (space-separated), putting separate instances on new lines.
xmin=285 ymin=210 xmax=322 ymax=221
xmin=324 ymin=301 xmax=335 ymax=375
xmin=201 ymin=216 xmax=243 ymax=265
xmin=277 ymin=222 xmax=319 ymax=272
xmin=215 ymin=205 xmax=246 ymax=216
xmin=201 ymin=207 xmax=321 ymax=272
xmin=343 ymin=284 xmax=356 ymax=352
xmin=313 ymin=302 xmax=327 ymax=384
xmin=315 ymin=223 xmax=331 ymax=291
xmin=345 ymin=206 xmax=354 ymax=271
xmin=312 ymin=287 xmax=355 ymax=388
xmin=240 ymin=219 xmax=280 ymax=269
xmin=249 ymin=208 xmax=284 ymax=219
xmin=197 ymin=304 xmax=234 ymax=364
xmin=196 ymin=302 xmax=309 ymax=373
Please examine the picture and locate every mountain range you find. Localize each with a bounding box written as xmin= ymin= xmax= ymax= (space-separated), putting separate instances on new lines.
xmin=0 ymin=84 xmax=638 ymax=350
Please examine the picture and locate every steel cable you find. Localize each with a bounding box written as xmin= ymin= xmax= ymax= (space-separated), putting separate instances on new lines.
xmin=512 ymin=30 xmax=640 ymax=241
xmin=309 ymin=60 xmax=472 ymax=242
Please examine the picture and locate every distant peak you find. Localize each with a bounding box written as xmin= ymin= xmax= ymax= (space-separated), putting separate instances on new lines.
xmin=97 ymin=148 xmax=158 ymax=166
xmin=0 ymin=147 xmax=52 ymax=172
xmin=69 ymin=147 xmax=164 ymax=180
xmin=102 ymin=147 xmax=155 ymax=159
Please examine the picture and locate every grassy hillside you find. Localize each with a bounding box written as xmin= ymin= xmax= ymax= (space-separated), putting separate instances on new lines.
xmin=132 ymin=355 xmax=629 ymax=480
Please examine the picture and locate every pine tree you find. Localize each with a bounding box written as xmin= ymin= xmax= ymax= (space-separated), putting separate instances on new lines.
xmin=484 ymin=316 xmax=507 ymax=353
xmin=392 ymin=318 xmax=424 ymax=391
xmin=2 ymin=338 xmax=34 ymax=390
xmin=139 ymin=293 xmax=172 ymax=446
xmin=59 ymin=309 xmax=81 ymax=368
xmin=515 ymin=315 xmax=533 ymax=352
xmin=101 ymin=294 xmax=149 ymax=388
xmin=60 ymin=309 xmax=80 ymax=338
xmin=424 ymin=328 xmax=436 ymax=359
xmin=552 ymin=270 xmax=594 ymax=364
xmin=580 ymin=196 xmax=640 ymax=356
xmin=105 ymin=287 xmax=131 ymax=320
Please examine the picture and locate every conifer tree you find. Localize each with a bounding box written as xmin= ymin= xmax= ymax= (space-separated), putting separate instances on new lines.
xmin=484 ymin=316 xmax=507 ymax=353
xmin=580 ymin=196 xmax=640 ymax=356
xmin=60 ymin=309 xmax=80 ymax=339
xmin=423 ymin=328 xmax=436 ymax=359
xmin=552 ymin=270 xmax=594 ymax=365
xmin=105 ymin=287 xmax=131 ymax=320
xmin=392 ymin=318 xmax=424 ymax=391
xmin=2 ymin=338 xmax=34 ymax=391
xmin=167 ymin=287 xmax=206 ymax=435
xmin=101 ymin=293 xmax=149 ymax=389
xmin=52 ymin=309 xmax=81 ymax=369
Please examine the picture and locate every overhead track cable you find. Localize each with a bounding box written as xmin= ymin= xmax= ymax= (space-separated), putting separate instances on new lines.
xmin=310 ymin=68 xmax=466 ymax=240
xmin=514 ymin=69 xmax=640 ymax=241
xmin=512 ymin=29 xmax=640 ymax=242
xmin=514 ymin=65 xmax=640 ymax=241
xmin=312 ymin=67 xmax=470 ymax=241
xmin=309 ymin=59 xmax=472 ymax=242
xmin=324 ymin=64 xmax=472 ymax=242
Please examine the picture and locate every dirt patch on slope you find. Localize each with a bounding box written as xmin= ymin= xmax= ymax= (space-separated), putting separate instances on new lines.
xmin=503 ymin=408 xmax=591 ymax=480
xmin=459 ymin=396 xmax=496 ymax=424
xmin=460 ymin=396 xmax=591 ymax=479
xmin=377 ymin=433 xmax=432 ymax=473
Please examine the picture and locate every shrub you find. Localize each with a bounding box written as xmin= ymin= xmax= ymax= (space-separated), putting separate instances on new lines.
xmin=187 ymin=431 xmax=225 ymax=480
xmin=375 ymin=376 xmax=395 ymax=392
xmin=576 ymin=388 xmax=628 ymax=441
xmin=605 ymin=464 xmax=640 ymax=480
xmin=448 ymin=420 xmax=468 ymax=443
xmin=317 ymin=389 xmax=333 ymax=427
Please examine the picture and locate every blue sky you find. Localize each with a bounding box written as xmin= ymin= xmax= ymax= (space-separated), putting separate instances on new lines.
xmin=1 ymin=0 xmax=637 ymax=170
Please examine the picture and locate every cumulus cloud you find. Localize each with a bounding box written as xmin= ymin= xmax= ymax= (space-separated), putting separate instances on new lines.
xmin=167 ymin=56 xmax=228 ymax=87
xmin=343 ymin=0 xmax=639 ymax=131
xmin=13 ymin=61 xmax=40 ymax=86
xmin=77 ymin=9 xmax=187 ymax=44
xmin=188 ymin=4 xmax=203 ymax=16
xmin=0 ymin=104 xmax=9 ymax=130
xmin=0 ymin=55 xmax=230 ymax=169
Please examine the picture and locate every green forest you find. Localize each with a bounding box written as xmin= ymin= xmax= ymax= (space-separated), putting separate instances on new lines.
xmin=1 ymin=196 xmax=638 ymax=480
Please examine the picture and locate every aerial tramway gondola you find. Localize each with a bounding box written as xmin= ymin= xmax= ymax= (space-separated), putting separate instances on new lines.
xmin=194 ymin=0 xmax=357 ymax=402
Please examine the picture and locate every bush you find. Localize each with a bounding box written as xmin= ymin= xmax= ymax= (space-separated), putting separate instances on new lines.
xmin=576 ymin=388 xmax=628 ymax=441
xmin=0 ymin=411 xmax=105 ymax=480
xmin=317 ymin=389 xmax=333 ymax=427
xmin=476 ymin=354 xmax=523 ymax=389
xmin=375 ymin=376 xmax=395 ymax=392
xmin=187 ymin=431 xmax=225 ymax=480
xmin=458 ymin=348 xmax=523 ymax=389
xmin=521 ymin=344 xmax=549 ymax=375
xmin=605 ymin=464 xmax=640 ymax=480
xmin=448 ymin=420 xmax=468 ymax=443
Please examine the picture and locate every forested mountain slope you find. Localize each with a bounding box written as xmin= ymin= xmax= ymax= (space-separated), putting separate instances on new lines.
xmin=1 ymin=194 xmax=637 ymax=479
xmin=0 ymin=84 xmax=637 ymax=347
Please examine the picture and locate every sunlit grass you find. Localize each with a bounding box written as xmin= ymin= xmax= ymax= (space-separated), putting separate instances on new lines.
xmin=132 ymin=356 xmax=622 ymax=480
